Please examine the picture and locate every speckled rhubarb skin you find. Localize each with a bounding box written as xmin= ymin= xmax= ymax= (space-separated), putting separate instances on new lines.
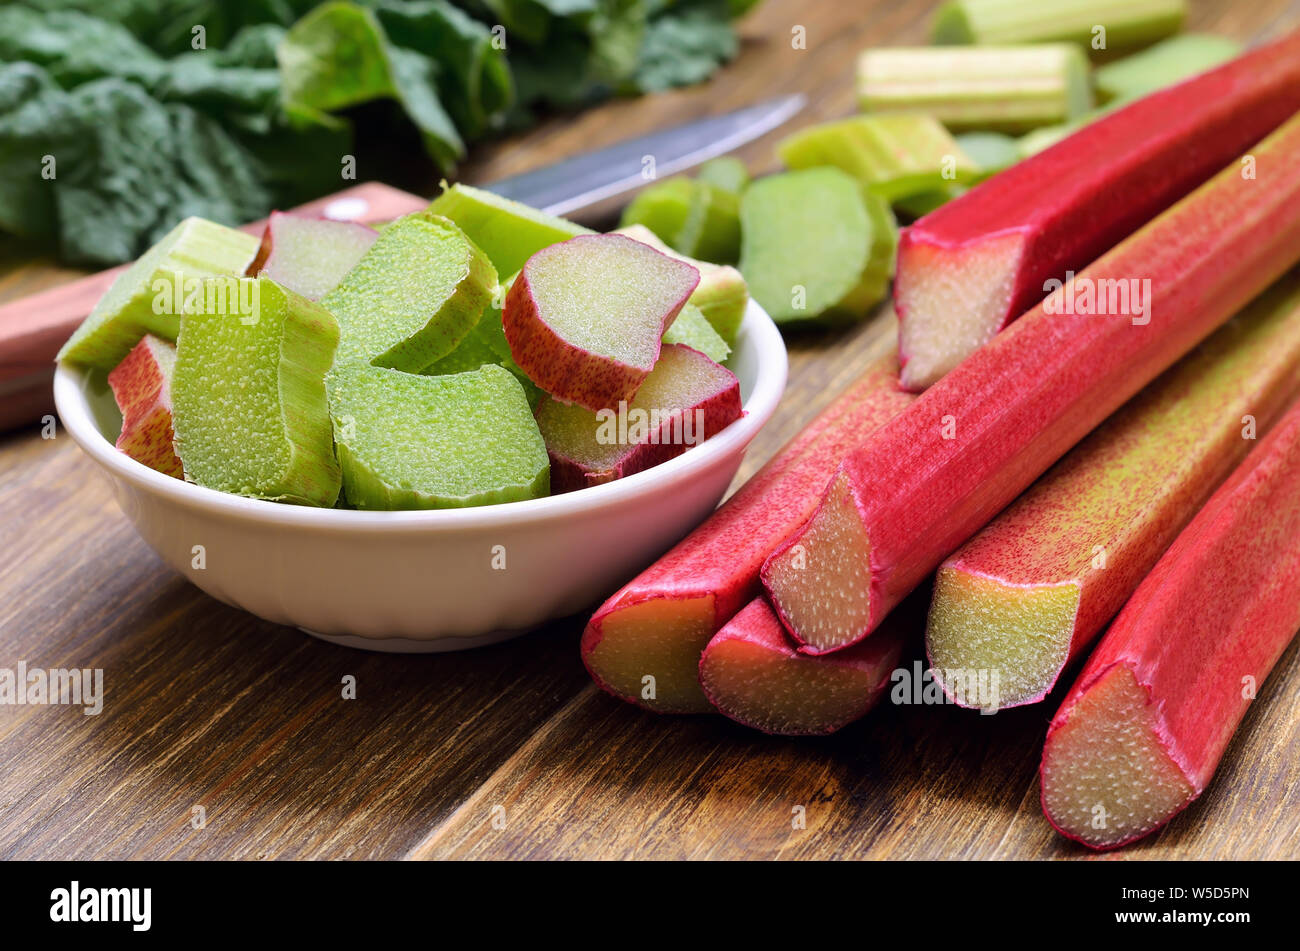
xmin=762 ymin=112 xmax=1300 ymax=655
xmin=581 ymin=353 xmax=915 ymax=713
xmin=503 ymin=234 xmax=698 ymax=412
xmin=700 ymin=595 xmax=910 ymax=736
xmin=1040 ymin=398 xmax=1300 ymax=850
xmin=106 ymin=334 xmax=183 ymax=478
xmin=894 ymin=29 xmax=1300 ymax=391
xmin=928 ymin=277 xmax=1300 ymax=708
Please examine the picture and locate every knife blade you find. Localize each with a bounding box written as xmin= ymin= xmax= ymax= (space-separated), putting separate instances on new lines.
xmin=488 ymin=94 xmax=806 ymax=215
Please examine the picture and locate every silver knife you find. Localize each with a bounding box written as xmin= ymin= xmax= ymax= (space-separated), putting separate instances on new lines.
xmin=486 ymin=94 xmax=807 ymax=216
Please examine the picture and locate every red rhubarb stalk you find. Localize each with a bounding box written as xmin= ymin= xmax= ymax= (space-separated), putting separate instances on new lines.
xmin=1040 ymin=397 xmax=1300 ymax=850
xmin=894 ymin=29 xmax=1300 ymax=390
xmin=761 ymin=112 xmax=1300 ymax=656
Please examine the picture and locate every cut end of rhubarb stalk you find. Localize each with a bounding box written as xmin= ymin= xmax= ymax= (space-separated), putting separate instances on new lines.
xmin=582 ymin=595 xmax=718 ymax=714
xmin=700 ymin=597 xmax=907 ymax=735
xmin=895 ymin=230 xmax=1025 ymax=390
xmin=249 ymin=212 xmax=378 ymax=301
xmin=504 ymin=233 xmax=699 ymax=411
xmin=1041 ymin=665 xmax=1195 ymax=850
xmin=107 ymin=334 xmax=183 ymax=478
xmin=763 ymin=471 xmax=873 ymax=654
xmin=927 ymin=567 xmax=1080 ymax=711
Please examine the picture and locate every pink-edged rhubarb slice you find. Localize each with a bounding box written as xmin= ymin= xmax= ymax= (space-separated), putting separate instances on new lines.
xmin=894 ymin=29 xmax=1300 ymax=390
xmin=1040 ymin=397 xmax=1300 ymax=850
xmin=582 ymin=353 xmax=915 ymax=713
xmin=106 ymin=333 xmax=183 ymax=478
xmin=536 ymin=344 xmax=741 ymax=493
xmin=700 ymin=595 xmax=911 ymax=736
xmin=926 ymin=275 xmax=1300 ymax=711
xmin=761 ymin=111 xmax=1300 ymax=656
xmin=247 ymin=211 xmax=378 ymax=301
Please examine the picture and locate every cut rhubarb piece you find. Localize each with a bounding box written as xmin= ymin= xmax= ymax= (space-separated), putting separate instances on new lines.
xmin=778 ymin=114 xmax=980 ymax=201
xmin=56 ymin=217 xmax=260 ymax=370
xmin=932 ymin=0 xmax=1185 ymax=52
xmin=674 ymin=182 xmax=741 ymax=264
xmin=536 ymin=344 xmax=741 ymax=493
xmin=700 ymin=596 xmax=911 ymax=735
xmin=247 ymin=212 xmax=378 ymax=301
xmin=927 ymin=276 xmax=1300 ymax=711
xmin=1040 ymin=398 xmax=1300 ymax=850
xmin=662 ymin=304 xmax=730 ymax=364
xmin=425 ymin=182 xmax=591 ymax=277
xmin=331 ymin=363 xmax=548 ymax=509
xmin=324 ymin=211 xmax=497 ymax=372
xmin=953 ymin=132 xmax=1020 ymax=179
xmin=172 ymin=276 xmax=340 ymax=506
xmin=696 ymin=157 xmax=749 ymax=195
xmin=582 ymin=353 xmax=914 ymax=713
xmin=857 ymin=46 xmax=1092 ymax=133
xmin=738 ymin=168 xmax=892 ymax=325
xmin=106 ymin=334 xmax=183 ymax=478
xmin=614 ymin=224 xmax=747 ymax=345
xmin=618 ymin=177 xmax=696 ymax=247
xmin=762 ymin=112 xmax=1300 ymax=655
xmin=1093 ymin=34 xmax=1241 ymax=103
xmin=894 ymin=30 xmax=1300 ymax=390
xmin=503 ymin=233 xmax=698 ymax=412
xmin=894 ymin=185 xmax=965 ymax=219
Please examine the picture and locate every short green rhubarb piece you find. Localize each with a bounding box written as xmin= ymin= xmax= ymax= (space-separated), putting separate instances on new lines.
xmin=329 ymin=363 xmax=549 ymax=509
xmin=674 ymin=182 xmax=741 ymax=264
xmin=954 ymin=132 xmax=1021 ymax=178
xmin=778 ymin=114 xmax=980 ymax=201
xmin=857 ymin=45 xmax=1093 ymax=133
xmin=57 ymin=217 xmax=260 ymax=370
xmin=696 ymin=157 xmax=750 ymax=195
xmin=931 ymin=0 xmax=1185 ymax=54
xmin=619 ymin=177 xmax=697 ymax=247
xmin=662 ymin=303 xmax=730 ymax=363
xmin=171 ymin=276 xmax=341 ymax=506
xmin=1093 ymin=34 xmax=1242 ymax=102
xmin=323 ymin=211 xmax=497 ymax=372
xmin=425 ymin=182 xmax=591 ymax=277
xmin=739 ymin=168 xmax=894 ymax=324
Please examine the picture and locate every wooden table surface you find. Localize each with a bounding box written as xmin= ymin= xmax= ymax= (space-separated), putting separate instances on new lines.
xmin=2 ymin=0 xmax=1298 ymax=861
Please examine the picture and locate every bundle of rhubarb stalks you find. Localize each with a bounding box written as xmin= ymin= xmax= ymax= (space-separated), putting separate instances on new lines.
xmin=584 ymin=13 xmax=1300 ymax=851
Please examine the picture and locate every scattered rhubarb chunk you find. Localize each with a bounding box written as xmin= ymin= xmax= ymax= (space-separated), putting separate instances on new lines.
xmin=503 ymin=233 xmax=698 ymax=412
xmin=426 ymin=182 xmax=591 ymax=276
xmin=857 ymin=45 xmax=1092 ymax=133
xmin=172 ymin=276 xmax=340 ymax=506
xmin=619 ymin=178 xmax=696 ymax=248
xmin=582 ymin=354 xmax=914 ymax=713
xmin=696 ymin=157 xmax=750 ymax=195
xmin=536 ymin=344 xmax=740 ymax=493
xmin=247 ymin=212 xmax=378 ymax=300
xmin=927 ymin=277 xmax=1300 ymax=711
xmin=674 ymin=182 xmax=741 ymax=264
xmin=931 ymin=0 xmax=1185 ymax=52
xmin=700 ymin=596 xmax=911 ymax=735
xmin=323 ymin=211 xmax=497 ymax=372
xmin=330 ymin=363 xmax=549 ymax=509
xmin=1093 ymin=34 xmax=1241 ymax=102
xmin=56 ymin=217 xmax=260 ymax=370
xmin=1041 ymin=397 xmax=1300 ymax=850
xmin=106 ymin=334 xmax=183 ymax=478
xmin=762 ymin=112 xmax=1300 ymax=655
xmin=894 ymin=31 xmax=1300 ymax=389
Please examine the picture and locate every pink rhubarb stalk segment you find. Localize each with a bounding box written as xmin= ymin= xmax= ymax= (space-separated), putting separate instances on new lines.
xmin=106 ymin=333 xmax=183 ymax=478
xmin=1040 ymin=397 xmax=1300 ymax=851
xmin=762 ymin=112 xmax=1300 ymax=656
xmin=582 ymin=353 xmax=915 ymax=713
xmin=926 ymin=276 xmax=1300 ymax=711
xmin=700 ymin=595 xmax=911 ymax=736
xmin=894 ymin=29 xmax=1300 ymax=390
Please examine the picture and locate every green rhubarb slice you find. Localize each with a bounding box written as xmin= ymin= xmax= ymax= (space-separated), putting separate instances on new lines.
xmin=323 ymin=211 xmax=497 ymax=372
xmin=932 ymin=0 xmax=1186 ymax=53
xmin=57 ymin=217 xmax=260 ymax=370
xmin=329 ymin=363 xmax=548 ymax=509
xmin=954 ymin=131 xmax=1021 ymax=178
xmin=425 ymin=182 xmax=591 ymax=277
xmin=696 ymin=157 xmax=750 ymax=194
xmin=857 ymin=45 xmax=1093 ymax=133
xmin=171 ymin=276 xmax=340 ymax=506
xmin=662 ymin=303 xmax=730 ymax=363
xmin=422 ymin=286 xmax=544 ymax=408
xmin=613 ymin=224 xmax=747 ymax=345
xmin=778 ymin=113 xmax=980 ymax=201
xmin=739 ymin=168 xmax=891 ymax=324
xmin=619 ymin=177 xmax=697 ymax=247
xmin=675 ymin=182 xmax=741 ymax=264
xmin=1094 ymin=33 xmax=1242 ymax=102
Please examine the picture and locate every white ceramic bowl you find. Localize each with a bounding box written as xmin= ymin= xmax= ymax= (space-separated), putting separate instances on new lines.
xmin=54 ymin=300 xmax=787 ymax=652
